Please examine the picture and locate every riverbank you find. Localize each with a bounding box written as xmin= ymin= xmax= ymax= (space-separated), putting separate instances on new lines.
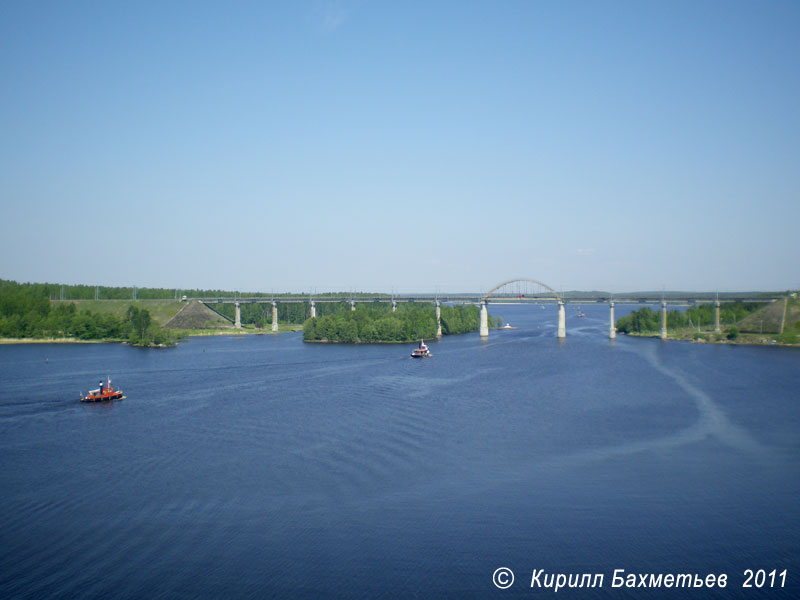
xmin=0 ymin=325 xmax=304 ymax=345
xmin=0 ymin=337 xmax=118 ymax=345
xmin=0 ymin=337 xmax=177 ymax=348
xmin=622 ymin=330 xmax=800 ymax=347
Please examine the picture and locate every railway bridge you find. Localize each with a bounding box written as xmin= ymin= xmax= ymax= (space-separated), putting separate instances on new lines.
xmin=187 ymin=279 xmax=786 ymax=339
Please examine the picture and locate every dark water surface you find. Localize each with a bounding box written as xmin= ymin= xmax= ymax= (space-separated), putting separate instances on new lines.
xmin=1 ymin=305 xmax=798 ymax=599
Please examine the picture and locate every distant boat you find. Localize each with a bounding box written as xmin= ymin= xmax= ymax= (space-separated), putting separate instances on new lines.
xmin=502 ymin=323 xmax=517 ymax=329
xmin=411 ymin=340 xmax=432 ymax=358
xmin=80 ymin=376 xmax=124 ymax=403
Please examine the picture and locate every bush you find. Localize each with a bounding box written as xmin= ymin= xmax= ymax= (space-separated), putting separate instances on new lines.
xmin=727 ymin=326 xmax=740 ymax=340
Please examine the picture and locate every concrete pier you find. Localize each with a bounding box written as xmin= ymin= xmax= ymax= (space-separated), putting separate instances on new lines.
xmin=714 ymin=300 xmax=721 ymax=333
xmin=272 ymin=302 xmax=278 ymax=332
xmin=609 ymin=301 xmax=616 ymax=339
xmin=779 ymin=297 xmax=788 ymax=334
xmin=660 ymin=302 xmax=667 ymax=340
xmin=479 ymin=301 xmax=489 ymax=337
xmin=310 ymin=301 xmax=316 ymax=319
xmin=392 ymin=301 xmax=397 ymax=313
xmin=350 ymin=300 xmax=356 ymax=312
xmin=234 ymin=302 xmax=241 ymax=329
xmin=435 ymin=301 xmax=442 ymax=338
xmin=557 ymin=301 xmax=566 ymax=339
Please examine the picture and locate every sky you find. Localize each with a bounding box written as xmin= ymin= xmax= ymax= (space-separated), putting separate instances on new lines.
xmin=1 ymin=1 xmax=798 ymax=294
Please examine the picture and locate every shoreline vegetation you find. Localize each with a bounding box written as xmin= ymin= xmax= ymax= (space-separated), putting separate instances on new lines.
xmin=615 ymin=299 xmax=800 ymax=347
xmin=620 ymin=331 xmax=800 ymax=347
xmin=0 ymin=325 xmax=305 ymax=345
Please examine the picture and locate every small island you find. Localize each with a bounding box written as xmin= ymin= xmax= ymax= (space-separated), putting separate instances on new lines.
xmin=303 ymin=303 xmax=502 ymax=343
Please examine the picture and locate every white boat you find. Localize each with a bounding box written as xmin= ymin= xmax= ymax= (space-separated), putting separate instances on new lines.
xmin=411 ymin=340 xmax=432 ymax=358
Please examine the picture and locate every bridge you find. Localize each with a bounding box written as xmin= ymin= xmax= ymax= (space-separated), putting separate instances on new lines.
xmin=186 ymin=278 xmax=787 ymax=339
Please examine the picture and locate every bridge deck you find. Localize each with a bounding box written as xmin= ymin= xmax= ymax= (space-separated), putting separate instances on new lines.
xmin=187 ymin=294 xmax=783 ymax=305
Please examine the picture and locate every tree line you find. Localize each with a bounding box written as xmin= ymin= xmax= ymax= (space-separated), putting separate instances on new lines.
xmin=22 ymin=277 xmax=391 ymax=302
xmin=302 ymin=303 xmax=502 ymax=343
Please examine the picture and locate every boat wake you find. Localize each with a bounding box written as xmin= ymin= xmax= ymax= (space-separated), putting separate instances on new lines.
xmin=629 ymin=343 xmax=765 ymax=456
xmin=556 ymin=343 xmax=768 ymax=468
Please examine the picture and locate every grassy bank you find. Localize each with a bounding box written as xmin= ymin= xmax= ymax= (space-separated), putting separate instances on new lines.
xmin=53 ymin=299 xmax=184 ymax=326
xmin=173 ymin=324 xmax=303 ymax=337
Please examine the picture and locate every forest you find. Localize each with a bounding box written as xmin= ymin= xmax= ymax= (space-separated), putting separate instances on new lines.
xmin=0 ymin=280 xmax=173 ymax=346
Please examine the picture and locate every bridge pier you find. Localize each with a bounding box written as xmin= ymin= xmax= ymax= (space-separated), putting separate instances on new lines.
xmin=479 ymin=301 xmax=489 ymax=337
xmin=714 ymin=300 xmax=721 ymax=333
xmin=350 ymin=300 xmax=356 ymax=312
xmin=779 ymin=296 xmax=788 ymax=334
xmin=557 ymin=301 xmax=566 ymax=338
xmin=609 ymin=301 xmax=616 ymax=339
xmin=310 ymin=301 xmax=316 ymax=319
xmin=435 ymin=301 xmax=442 ymax=338
xmin=272 ymin=302 xmax=278 ymax=332
xmin=234 ymin=302 xmax=241 ymax=329
xmin=660 ymin=302 xmax=667 ymax=340
xmin=392 ymin=301 xmax=397 ymax=313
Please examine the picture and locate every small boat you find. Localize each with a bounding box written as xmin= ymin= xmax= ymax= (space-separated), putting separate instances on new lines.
xmin=80 ymin=376 xmax=125 ymax=402
xmin=502 ymin=323 xmax=517 ymax=329
xmin=411 ymin=340 xmax=432 ymax=358
xmin=577 ymin=311 xmax=586 ymax=318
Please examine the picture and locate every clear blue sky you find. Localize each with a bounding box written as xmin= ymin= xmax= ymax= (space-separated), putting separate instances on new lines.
xmin=2 ymin=1 xmax=798 ymax=293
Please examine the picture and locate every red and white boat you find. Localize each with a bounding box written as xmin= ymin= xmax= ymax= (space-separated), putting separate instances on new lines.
xmin=81 ymin=376 xmax=125 ymax=402
xmin=411 ymin=340 xmax=432 ymax=358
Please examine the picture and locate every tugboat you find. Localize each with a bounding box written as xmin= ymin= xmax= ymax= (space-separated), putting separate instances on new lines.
xmin=410 ymin=339 xmax=432 ymax=358
xmin=80 ymin=376 xmax=125 ymax=402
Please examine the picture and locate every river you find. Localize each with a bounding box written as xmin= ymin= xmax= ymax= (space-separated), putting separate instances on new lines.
xmin=1 ymin=304 xmax=798 ymax=598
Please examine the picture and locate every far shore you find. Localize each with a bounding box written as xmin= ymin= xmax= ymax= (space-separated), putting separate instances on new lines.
xmin=0 ymin=337 xmax=118 ymax=345
xmin=0 ymin=326 xmax=303 ymax=345
xmin=621 ymin=331 xmax=799 ymax=347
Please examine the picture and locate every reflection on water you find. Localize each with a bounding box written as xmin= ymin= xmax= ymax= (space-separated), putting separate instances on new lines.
xmin=1 ymin=304 xmax=798 ymax=599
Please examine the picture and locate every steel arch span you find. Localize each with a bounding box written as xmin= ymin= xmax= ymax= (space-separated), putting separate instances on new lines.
xmin=483 ymin=278 xmax=562 ymax=302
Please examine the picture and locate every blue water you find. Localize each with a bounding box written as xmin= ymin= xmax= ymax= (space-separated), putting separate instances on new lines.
xmin=1 ymin=305 xmax=798 ymax=599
